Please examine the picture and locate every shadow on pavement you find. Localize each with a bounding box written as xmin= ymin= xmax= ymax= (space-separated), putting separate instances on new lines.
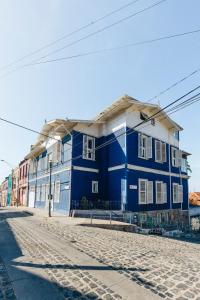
xmin=12 ymin=261 xmax=149 ymax=272
xmin=0 ymin=209 xmax=100 ymax=300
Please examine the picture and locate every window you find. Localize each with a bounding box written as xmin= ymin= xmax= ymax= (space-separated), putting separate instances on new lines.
xmin=54 ymin=181 xmax=60 ymax=203
xmin=41 ymin=184 xmax=46 ymax=202
xmin=92 ymin=181 xmax=98 ymax=193
xmin=140 ymin=112 xmax=149 ymax=121
xmin=51 ymin=182 xmax=55 ymax=201
xmin=47 ymin=153 xmax=53 ymax=170
xmin=63 ymin=141 xmax=72 ymax=163
xmin=173 ymin=131 xmax=179 ymax=140
xmin=156 ymin=181 xmax=167 ymax=204
xmin=181 ymin=158 xmax=187 ymax=173
xmin=139 ymin=179 xmax=153 ymax=204
xmin=138 ymin=134 xmax=152 ymax=159
xmin=45 ymin=184 xmax=49 ymax=202
xmin=173 ymin=183 xmax=183 ymax=203
xmin=53 ymin=142 xmax=62 ymax=163
xmin=36 ymin=185 xmax=41 ymax=201
xmin=171 ymin=147 xmax=182 ymax=167
xmin=83 ymin=135 xmax=95 ymax=160
xmin=155 ymin=140 xmax=166 ymax=163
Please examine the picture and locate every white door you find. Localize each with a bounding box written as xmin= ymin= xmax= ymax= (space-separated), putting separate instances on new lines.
xmin=121 ymin=179 xmax=127 ymax=211
xmin=29 ymin=186 xmax=35 ymax=208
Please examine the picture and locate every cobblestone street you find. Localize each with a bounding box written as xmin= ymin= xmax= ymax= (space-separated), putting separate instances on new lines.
xmin=0 ymin=208 xmax=200 ymax=300
xmin=39 ymin=218 xmax=200 ymax=300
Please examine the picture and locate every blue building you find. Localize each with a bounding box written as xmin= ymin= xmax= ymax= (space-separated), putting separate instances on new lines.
xmin=26 ymin=96 xmax=190 ymax=224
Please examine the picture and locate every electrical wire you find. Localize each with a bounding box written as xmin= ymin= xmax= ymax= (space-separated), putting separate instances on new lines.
xmin=0 ymin=0 xmax=142 ymax=73
xmin=0 ymin=0 xmax=167 ymax=79
xmin=21 ymin=28 xmax=200 ymax=67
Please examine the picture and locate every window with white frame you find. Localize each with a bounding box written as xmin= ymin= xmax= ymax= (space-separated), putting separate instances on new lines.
xmin=45 ymin=184 xmax=49 ymax=202
xmin=52 ymin=142 xmax=61 ymax=163
xmin=171 ymin=147 xmax=182 ymax=167
xmin=138 ymin=134 xmax=152 ymax=159
xmin=92 ymin=181 xmax=98 ymax=193
xmin=139 ymin=179 xmax=153 ymax=204
xmin=51 ymin=182 xmax=55 ymax=201
xmin=181 ymin=158 xmax=187 ymax=173
xmin=155 ymin=140 xmax=166 ymax=163
xmin=63 ymin=141 xmax=72 ymax=163
xmin=36 ymin=185 xmax=41 ymax=201
xmin=41 ymin=184 xmax=46 ymax=202
xmin=173 ymin=183 xmax=183 ymax=203
xmin=83 ymin=135 xmax=95 ymax=160
xmin=156 ymin=181 xmax=167 ymax=204
xmin=54 ymin=181 xmax=61 ymax=203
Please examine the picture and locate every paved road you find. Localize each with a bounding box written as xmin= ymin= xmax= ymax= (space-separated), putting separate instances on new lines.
xmin=0 ymin=209 xmax=200 ymax=300
xmin=0 ymin=208 xmax=160 ymax=300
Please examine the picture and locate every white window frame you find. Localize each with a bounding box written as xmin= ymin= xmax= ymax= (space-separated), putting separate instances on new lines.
xmin=171 ymin=147 xmax=182 ymax=167
xmin=156 ymin=181 xmax=167 ymax=204
xmin=155 ymin=140 xmax=166 ymax=163
xmin=54 ymin=180 xmax=60 ymax=203
xmin=83 ymin=135 xmax=95 ymax=161
xmin=41 ymin=184 xmax=46 ymax=202
xmin=181 ymin=158 xmax=187 ymax=173
xmin=45 ymin=184 xmax=49 ymax=202
xmin=92 ymin=181 xmax=98 ymax=193
xmin=36 ymin=185 xmax=41 ymax=201
xmin=138 ymin=134 xmax=152 ymax=159
xmin=139 ymin=179 xmax=153 ymax=204
xmin=173 ymin=183 xmax=183 ymax=203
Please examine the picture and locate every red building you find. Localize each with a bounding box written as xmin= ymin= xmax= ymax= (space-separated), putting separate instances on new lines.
xmin=18 ymin=159 xmax=29 ymax=206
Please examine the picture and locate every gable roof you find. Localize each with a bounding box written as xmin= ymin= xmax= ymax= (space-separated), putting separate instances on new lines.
xmin=94 ymin=95 xmax=183 ymax=131
xmin=25 ymin=95 xmax=183 ymax=159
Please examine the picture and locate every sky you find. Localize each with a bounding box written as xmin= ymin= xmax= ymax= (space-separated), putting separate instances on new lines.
xmin=0 ymin=0 xmax=200 ymax=190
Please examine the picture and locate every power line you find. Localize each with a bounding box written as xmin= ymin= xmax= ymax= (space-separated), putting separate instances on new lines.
xmin=94 ymin=85 xmax=200 ymax=152
xmin=61 ymin=85 xmax=200 ymax=165
xmin=0 ymin=0 xmax=167 ymax=79
xmin=0 ymin=117 xmax=64 ymax=144
xmin=147 ymin=68 xmax=200 ymax=103
xmin=0 ymin=0 xmax=142 ymax=73
xmin=22 ymin=28 xmax=200 ymax=67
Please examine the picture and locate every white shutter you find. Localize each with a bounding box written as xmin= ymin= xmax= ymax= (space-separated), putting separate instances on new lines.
xmin=56 ymin=143 xmax=61 ymax=162
xmin=138 ymin=134 xmax=143 ymax=158
xmin=162 ymin=143 xmax=166 ymax=162
xmin=147 ymin=181 xmax=153 ymax=203
xmin=178 ymin=185 xmax=183 ymax=203
xmin=45 ymin=184 xmax=49 ymax=202
xmin=173 ymin=184 xmax=178 ymax=203
xmin=156 ymin=181 xmax=162 ymax=203
xmin=155 ymin=141 xmax=162 ymax=162
xmin=83 ymin=135 xmax=88 ymax=159
xmin=175 ymin=149 xmax=182 ymax=167
xmin=146 ymin=137 xmax=152 ymax=159
xmin=54 ymin=181 xmax=60 ymax=203
xmin=162 ymin=183 xmax=167 ymax=203
xmin=52 ymin=143 xmax=57 ymax=163
xmin=139 ymin=179 xmax=146 ymax=204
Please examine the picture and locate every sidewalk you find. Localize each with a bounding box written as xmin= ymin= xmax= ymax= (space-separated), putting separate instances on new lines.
xmin=11 ymin=206 xmax=137 ymax=232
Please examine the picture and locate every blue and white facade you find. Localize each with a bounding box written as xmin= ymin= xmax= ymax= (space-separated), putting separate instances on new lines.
xmin=26 ymin=96 xmax=190 ymax=224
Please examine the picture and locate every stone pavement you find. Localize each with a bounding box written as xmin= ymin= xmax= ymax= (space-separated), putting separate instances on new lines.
xmin=0 ymin=208 xmax=160 ymax=300
xmin=38 ymin=214 xmax=200 ymax=300
xmin=0 ymin=256 xmax=16 ymax=300
xmin=2 ymin=207 xmax=200 ymax=299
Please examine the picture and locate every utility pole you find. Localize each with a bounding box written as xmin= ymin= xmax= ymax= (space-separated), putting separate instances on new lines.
xmin=48 ymin=159 xmax=52 ymax=217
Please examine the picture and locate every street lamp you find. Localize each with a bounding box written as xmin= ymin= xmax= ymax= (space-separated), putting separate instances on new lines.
xmin=0 ymin=160 xmax=14 ymax=169
xmin=48 ymin=159 xmax=53 ymax=217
